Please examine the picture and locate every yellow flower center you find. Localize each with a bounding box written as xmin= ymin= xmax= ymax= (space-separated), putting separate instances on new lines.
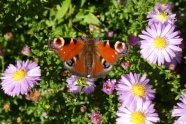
xmin=157 ymin=12 xmax=168 ymax=21
xmin=131 ymin=111 xmax=146 ymax=124
xmin=13 ymin=69 xmax=27 ymax=81
xmin=94 ymin=115 xmax=101 ymax=121
xmin=106 ymin=84 xmax=111 ymax=89
xmin=31 ymin=91 xmax=40 ymax=99
xmin=131 ymin=84 xmax=146 ymax=97
xmin=154 ymin=36 xmax=167 ymax=50
xmin=77 ymin=77 xmax=87 ymax=86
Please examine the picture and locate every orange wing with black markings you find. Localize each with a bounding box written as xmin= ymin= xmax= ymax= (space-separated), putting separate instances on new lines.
xmin=48 ymin=37 xmax=129 ymax=78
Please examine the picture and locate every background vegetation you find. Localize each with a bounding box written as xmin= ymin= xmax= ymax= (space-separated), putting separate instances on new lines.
xmin=0 ymin=0 xmax=186 ymax=123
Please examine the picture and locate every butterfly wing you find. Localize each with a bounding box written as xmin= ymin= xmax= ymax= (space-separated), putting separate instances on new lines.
xmin=91 ymin=40 xmax=129 ymax=78
xmin=48 ymin=37 xmax=88 ymax=77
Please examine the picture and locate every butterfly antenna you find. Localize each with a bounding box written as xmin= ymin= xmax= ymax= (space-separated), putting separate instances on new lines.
xmin=71 ymin=24 xmax=92 ymax=39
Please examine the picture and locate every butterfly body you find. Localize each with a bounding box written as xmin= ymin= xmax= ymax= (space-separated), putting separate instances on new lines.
xmin=48 ymin=37 xmax=129 ymax=78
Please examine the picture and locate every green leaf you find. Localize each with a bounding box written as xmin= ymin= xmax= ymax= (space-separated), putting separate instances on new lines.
xmin=83 ymin=13 xmax=101 ymax=26
xmin=56 ymin=0 xmax=71 ymax=20
xmin=80 ymin=0 xmax=86 ymax=7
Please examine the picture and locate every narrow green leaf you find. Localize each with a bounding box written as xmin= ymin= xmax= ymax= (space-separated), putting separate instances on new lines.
xmin=80 ymin=0 xmax=86 ymax=7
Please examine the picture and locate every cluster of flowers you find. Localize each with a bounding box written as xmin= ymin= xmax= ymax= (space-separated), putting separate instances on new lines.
xmin=1 ymin=2 xmax=185 ymax=124
xmin=138 ymin=2 xmax=185 ymax=124
xmin=138 ymin=2 xmax=183 ymax=70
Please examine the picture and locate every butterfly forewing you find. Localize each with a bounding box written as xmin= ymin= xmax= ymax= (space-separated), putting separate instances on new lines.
xmin=48 ymin=37 xmax=129 ymax=78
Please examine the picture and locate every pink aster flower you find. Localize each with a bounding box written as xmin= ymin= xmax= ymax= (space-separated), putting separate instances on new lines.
xmin=116 ymin=100 xmax=159 ymax=124
xmin=139 ymin=23 xmax=182 ymax=65
xmin=21 ymin=45 xmax=31 ymax=56
xmin=116 ymin=72 xmax=155 ymax=107
xmin=121 ymin=60 xmax=130 ymax=69
xmin=102 ymin=79 xmax=116 ymax=94
xmin=90 ymin=111 xmax=102 ymax=124
xmin=80 ymin=105 xmax=87 ymax=113
xmin=29 ymin=90 xmax=41 ymax=101
xmin=4 ymin=32 xmax=13 ymax=40
xmin=154 ymin=2 xmax=173 ymax=14
xmin=147 ymin=4 xmax=176 ymax=25
xmin=108 ymin=31 xmax=114 ymax=37
xmin=67 ymin=75 xmax=95 ymax=95
xmin=1 ymin=60 xmax=41 ymax=97
xmin=172 ymin=92 xmax=186 ymax=123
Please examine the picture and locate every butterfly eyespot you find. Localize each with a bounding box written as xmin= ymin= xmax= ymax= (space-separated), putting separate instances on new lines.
xmin=65 ymin=57 xmax=77 ymax=67
xmin=115 ymin=42 xmax=129 ymax=55
xmin=103 ymin=61 xmax=110 ymax=69
xmin=66 ymin=59 xmax=75 ymax=67
xmin=54 ymin=38 xmax=65 ymax=48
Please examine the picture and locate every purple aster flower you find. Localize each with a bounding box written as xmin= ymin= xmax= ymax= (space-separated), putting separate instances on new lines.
xmin=174 ymin=120 xmax=185 ymax=124
xmin=90 ymin=112 xmax=102 ymax=124
xmin=147 ymin=7 xmax=176 ymax=25
xmin=116 ymin=100 xmax=159 ymax=124
xmin=1 ymin=60 xmax=41 ymax=97
xmin=116 ymin=72 xmax=155 ymax=107
xmin=164 ymin=52 xmax=182 ymax=70
xmin=29 ymin=90 xmax=41 ymax=101
xmin=139 ymin=23 xmax=182 ymax=65
xmin=108 ymin=31 xmax=114 ymax=37
xmin=67 ymin=75 xmax=95 ymax=95
xmin=128 ymin=34 xmax=138 ymax=45
xmin=21 ymin=45 xmax=31 ymax=56
xmin=154 ymin=2 xmax=173 ymax=14
xmin=102 ymin=79 xmax=116 ymax=94
xmin=172 ymin=92 xmax=186 ymax=123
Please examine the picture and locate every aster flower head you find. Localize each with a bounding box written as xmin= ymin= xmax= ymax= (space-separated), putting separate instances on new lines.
xmin=108 ymin=31 xmax=114 ymax=37
xmin=172 ymin=92 xmax=186 ymax=123
xmin=154 ymin=2 xmax=173 ymax=13
xmin=102 ymin=79 xmax=116 ymax=94
xmin=29 ymin=90 xmax=41 ymax=101
xmin=147 ymin=4 xmax=176 ymax=25
xmin=1 ymin=60 xmax=41 ymax=97
xmin=116 ymin=100 xmax=159 ymax=124
xmin=121 ymin=60 xmax=131 ymax=69
xmin=139 ymin=23 xmax=182 ymax=65
xmin=90 ymin=112 xmax=102 ymax=124
xmin=21 ymin=45 xmax=31 ymax=56
xmin=80 ymin=105 xmax=87 ymax=113
xmin=67 ymin=75 xmax=95 ymax=95
xmin=116 ymin=72 xmax=155 ymax=107
xmin=4 ymin=32 xmax=13 ymax=40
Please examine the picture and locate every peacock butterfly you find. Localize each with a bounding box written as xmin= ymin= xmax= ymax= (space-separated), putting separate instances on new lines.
xmin=48 ymin=37 xmax=129 ymax=78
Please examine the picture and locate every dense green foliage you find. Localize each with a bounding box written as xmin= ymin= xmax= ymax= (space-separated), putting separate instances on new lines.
xmin=0 ymin=0 xmax=186 ymax=123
